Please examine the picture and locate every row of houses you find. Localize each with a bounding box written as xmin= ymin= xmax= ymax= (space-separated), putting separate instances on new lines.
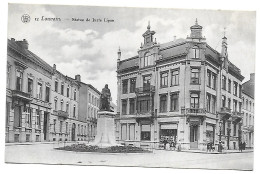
xmin=6 ymin=38 xmax=100 ymax=143
xmin=116 ymin=20 xmax=254 ymax=150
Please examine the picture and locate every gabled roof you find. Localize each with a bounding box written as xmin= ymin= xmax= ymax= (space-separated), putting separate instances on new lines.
xmin=242 ymin=79 xmax=254 ymax=99
xmin=159 ymin=39 xmax=188 ymax=59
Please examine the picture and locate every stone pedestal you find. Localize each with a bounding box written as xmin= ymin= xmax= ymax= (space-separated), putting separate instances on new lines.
xmin=91 ymin=111 xmax=120 ymax=147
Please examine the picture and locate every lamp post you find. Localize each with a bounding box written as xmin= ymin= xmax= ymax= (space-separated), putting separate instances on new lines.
xmin=218 ymin=120 xmax=223 ymax=152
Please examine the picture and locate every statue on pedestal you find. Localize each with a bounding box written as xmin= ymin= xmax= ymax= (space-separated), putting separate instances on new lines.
xmin=100 ymin=84 xmax=111 ymax=111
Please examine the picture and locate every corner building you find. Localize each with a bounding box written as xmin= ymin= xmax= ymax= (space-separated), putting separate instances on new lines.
xmin=116 ymin=20 xmax=244 ymax=150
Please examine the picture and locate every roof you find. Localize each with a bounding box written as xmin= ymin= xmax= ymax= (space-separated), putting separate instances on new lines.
xmin=242 ymin=79 xmax=254 ymax=99
xmin=8 ymin=39 xmax=53 ymax=74
xmin=159 ymin=39 xmax=188 ymax=59
xmin=118 ymin=55 xmax=139 ymax=72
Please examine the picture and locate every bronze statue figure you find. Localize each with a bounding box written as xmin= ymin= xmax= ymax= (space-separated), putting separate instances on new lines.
xmin=100 ymin=84 xmax=111 ymax=111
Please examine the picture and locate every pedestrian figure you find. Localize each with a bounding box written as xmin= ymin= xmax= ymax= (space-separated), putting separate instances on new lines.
xmin=170 ymin=141 xmax=176 ymax=151
xmin=163 ymin=138 xmax=167 ymax=150
xmin=243 ymin=142 xmax=246 ymax=150
xmin=239 ymin=142 xmax=243 ymax=152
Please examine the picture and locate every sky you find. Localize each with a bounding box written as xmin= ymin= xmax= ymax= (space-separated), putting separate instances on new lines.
xmin=8 ymin=4 xmax=256 ymax=103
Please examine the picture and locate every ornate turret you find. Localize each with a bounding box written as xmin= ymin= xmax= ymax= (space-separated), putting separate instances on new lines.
xmin=220 ymin=28 xmax=228 ymax=69
xmin=142 ymin=21 xmax=156 ymax=47
xmin=187 ymin=19 xmax=205 ymax=42
xmin=117 ymin=47 xmax=121 ymax=69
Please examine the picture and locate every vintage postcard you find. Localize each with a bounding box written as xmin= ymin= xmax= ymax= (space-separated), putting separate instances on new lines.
xmin=5 ymin=3 xmax=255 ymax=171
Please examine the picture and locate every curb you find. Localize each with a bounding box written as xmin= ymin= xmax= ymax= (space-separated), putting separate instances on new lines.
xmin=180 ymin=150 xmax=254 ymax=154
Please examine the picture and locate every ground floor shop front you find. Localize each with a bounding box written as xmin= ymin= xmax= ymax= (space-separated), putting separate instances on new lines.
xmin=117 ymin=115 xmax=242 ymax=151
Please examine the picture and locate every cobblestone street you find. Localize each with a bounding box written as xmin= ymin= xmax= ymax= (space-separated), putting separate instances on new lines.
xmin=5 ymin=143 xmax=253 ymax=170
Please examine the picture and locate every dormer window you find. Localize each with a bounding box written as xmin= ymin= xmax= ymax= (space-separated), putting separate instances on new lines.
xmin=142 ymin=52 xmax=153 ymax=67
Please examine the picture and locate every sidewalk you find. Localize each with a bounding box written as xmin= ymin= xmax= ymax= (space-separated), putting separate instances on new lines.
xmin=180 ymin=149 xmax=254 ymax=154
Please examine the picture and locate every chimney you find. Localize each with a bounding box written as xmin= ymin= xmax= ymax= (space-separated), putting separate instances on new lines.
xmin=53 ymin=64 xmax=56 ymax=73
xmin=75 ymin=74 xmax=81 ymax=82
xmin=250 ymin=73 xmax=255 ymax=82
xmin=17 ymin=39 xmax=29 ymax=49
xmin=117 ymin=47 xmax=121 ymax=61
xmin=11 ymin=38 xmax=15 ymax=42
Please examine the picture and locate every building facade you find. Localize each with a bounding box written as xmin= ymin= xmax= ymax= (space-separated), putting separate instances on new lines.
xmin=6 ymin=38 xmax=98 ymax=143
xmin=78 ymin=83 xmax=101 ymax=140
xmin=116 ymin=20 xmax=244 ymax=150
xmin=242 ymin=73 xmax=254 ymax=148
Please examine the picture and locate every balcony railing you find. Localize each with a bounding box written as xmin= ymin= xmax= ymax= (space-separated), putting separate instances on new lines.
xmin=232 ymin=111 xmax=243 ymax=117
xmin=12 ymin=90 xmax=32 ymax=101
xmin=186 ymin=108 xmax=206 ymax=115
xmin=53 ymin=110 xmax=69 ymax=119
xmin=135 ymin=85 xmax=155 ymax=94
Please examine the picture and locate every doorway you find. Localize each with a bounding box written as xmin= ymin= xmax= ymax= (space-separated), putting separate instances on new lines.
xmin=190 ymin=125 xmax=199 ymax=149
xmin=43 ymin=112 xmax=49 ymax=141
xmin=72 ymin=123 xmax=76 ymax=141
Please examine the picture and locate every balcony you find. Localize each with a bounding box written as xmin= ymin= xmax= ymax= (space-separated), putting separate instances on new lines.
xmin=219 ymin=107 xmax=232 ymax=119
xmin=135 ymin=85 xmax=155 ymax=94
xmin=186 ymin=108 xmax=206 ymax=115
xmin=53 ymin=110 xmax=69 ymax=119
xmin=232 ymin=111 xmax=243 ymax=123
xmin=12 ymin=90 xmax=32 ymax=102
xmin=243 ymin=125 xmax=254 ymax=132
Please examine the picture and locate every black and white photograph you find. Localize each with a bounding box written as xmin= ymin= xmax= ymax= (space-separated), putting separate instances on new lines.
xmin=2 ymin=1 xmax=257 ymax=173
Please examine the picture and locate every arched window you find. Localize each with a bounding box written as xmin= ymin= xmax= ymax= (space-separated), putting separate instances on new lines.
xmin=73 ymin=105 xmax=76 ymax=117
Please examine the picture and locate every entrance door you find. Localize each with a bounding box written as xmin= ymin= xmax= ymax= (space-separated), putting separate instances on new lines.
xmin=190 ymin=125 xmax=199 ymax=149
xmin=72 ymin=123 xmax=76 ymax=141
xmin=43 ymin=112 xmax=48 ymax=141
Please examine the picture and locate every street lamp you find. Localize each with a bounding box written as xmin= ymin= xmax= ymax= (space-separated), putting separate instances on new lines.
xmin=218 ymin=120 xmax=223 ymax=152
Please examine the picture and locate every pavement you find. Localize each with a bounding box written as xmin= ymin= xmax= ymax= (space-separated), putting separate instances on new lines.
xmin=5 ymin=142 xmax=254 ymax=170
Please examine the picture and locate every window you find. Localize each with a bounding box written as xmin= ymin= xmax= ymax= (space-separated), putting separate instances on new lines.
xmin=6 ymin=102 xmax=11 ymax=126
xmin=233 ymin=81 xmax=238 ymax=96
xmin=129 ymin=124 xmax=135 ymax=140
xmin=137 ymin=96 xmax=150 ymax=114
xmin=121 ymin=124 xmax=127 ymax=140
xmin=249 ymin=115 xmax=251 ymax=125
xmin=212 ymin=74 xmax=216 ymax=90
xmin=246 ymin=100 xmax=248 ymax=110
xmin=28 ymin=78 xmax=33 ymax=95
xmin=239 ymin=85 xmax=242 ymax=98
xmin=190 ymin=93 xmax=199 ymax=108
xmin=239 ymin=102 xmax=242 ymax=112
xmin=45 ymin=86 xmax=50 ymax=102
xmin=60 ymin=100 xmax=64 ymax=111
xmin=160 ymin=94 xmax=167 ymax=113
xmin=222 ymin=96 xmax=226 ymax=107
xmin=142 ymin=53 xmax=153 ymax=67
xmin=55 ymin=81 xmax=58 ymax=92
xmin=16 ymin=70 xmax=23 ymax=91
xmin=129 ymin=98 xmax=135 ymax=114
xmin=66 ymin=102 xmax=69 ymax=113
xmin=228 ymin=98 xmax=231 ymax=109
xmin=53 ymin=119 xmax=56 ymax=133
xmin=170 ymin=93 xmax=179 ymax=111
xmin=233 ymin=100 xmax=237 ymax=112
xmin=212 ymin=96 xmax=216 ymax=113
xmin=122 ymin=79 xmax=128 ymax=94
xmin=228 ymin=79 xmax=231 ymax=93
xmin=233 ymin=123 xmax=237 ymax=136
xmin=206 ymin=93 xmax=211 ymax=112
xmin=171 ymin=70 xmax=179 ymax=86
xmin=74 ymin=89 xmax=77 ymax=100
xmin=60 ymin=121 xmax=63 ymax=133
xmin=61 ymin=83 xmax=64 ymax=95
xmin=143 ymin=75 xmax=151 ymax=91
xmin=222 ymin=120 xmax=226 ymax=135
xmin=122 ymin=99 xmax=127 ymax=115
xmin=73 ymin=105 xmax=76 ymax=117
xmin=222 ymin=75 xmax=226 ymax=90
xmin=67 ymin=86 xmax=70 ymax=97
xmin=37 ymin=82 xmax=42 ymax=99
xmin=7 ymin=65 xmax=11 ymax=88
xmin=36 ymin=109 xmax=41 ymax=129
xmin=54 ymin=99 xmax=57 ymax=110
xmin=160 ymin=72 xmax=168 ymax=88
xmin=14 ymin=106 xmax=22 ymax=127
xmin=207 ymin=70 xmax=211 ymax=87
xmin=191 ymin=68 xmax=200 ymax=84
xmin=25 ymin=107 xmax=32 ymax=128
xmin=130 ymin=78 xmax=136 ymax=93
xmin=192 ymin=46 xmax=200 ymax=58
xmin=66 ymin=122 xmax=68 ymax=133
xmin=141 ymin=124 xmax=151 ymax=141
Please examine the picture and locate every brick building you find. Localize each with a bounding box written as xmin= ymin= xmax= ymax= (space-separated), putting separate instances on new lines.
xmin=116 ymin=20 xmax=245 ymax=150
